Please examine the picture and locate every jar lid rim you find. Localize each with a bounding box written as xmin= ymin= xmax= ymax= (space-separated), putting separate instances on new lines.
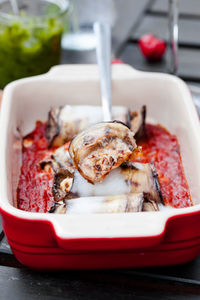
xmin=0 ymin=0 xmax=69 ymax=21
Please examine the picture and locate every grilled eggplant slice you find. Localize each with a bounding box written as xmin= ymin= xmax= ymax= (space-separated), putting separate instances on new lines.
xmin=52 ymin=145 xmax=74 ymax=174
xmin=40 ymin=146 xmax=75 ymax=202
xmin=129 ymin=105 xmax=146 ymax=140
xmin=121 ymin=162 xmax=164 ymax=204
xmin=48 ymin=193 xmax=144 ymax=214
xmin=44 ymin=147 xmax=162 ymax=211
xmin=124 ymin=193 xmax=145 ymax=212
xmin=69 ymin=121 xmax=137 ymax=183
xmin=47 ymin=159 xmax=162 ymax=213
xmin=46 ymin=106 xmax=86 ymax=147
xmin=46 ymin=107 xmax=61 ymax=148
xmin=46 ymin=105 xmax=146 ymax=147
xmin=142 ymin=198 xmax=159 ymax=211
xmin=47 ymin=192 xmax=160 ymax=214
xmin=48 ymin=201 xmax=67 ymax=214
xmin=46 ymin=105 xmax=128 ymax=147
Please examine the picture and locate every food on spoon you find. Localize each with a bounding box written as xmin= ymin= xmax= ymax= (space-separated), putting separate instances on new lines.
xmin=46 ymin=105 xmax=146 ymax=147
xmin=69 ymin=121 xmax=137 ymax=183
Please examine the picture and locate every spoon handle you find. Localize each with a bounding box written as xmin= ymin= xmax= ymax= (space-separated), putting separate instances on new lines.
xmin=94 ymin=22 xmax=112 ymax=121
xmin=10 ymin=0 xmax=19 ymax=15
xmin=168 ymin=0 xmax=179 ymax=74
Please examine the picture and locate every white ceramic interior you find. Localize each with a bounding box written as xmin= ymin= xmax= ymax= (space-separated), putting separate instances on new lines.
xmin=0 ymin=64 xmax=200 ymax=239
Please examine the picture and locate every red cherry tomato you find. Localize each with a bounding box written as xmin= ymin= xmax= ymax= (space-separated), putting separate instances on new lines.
xmin=138 ymin=33 xmax=166 ymax=61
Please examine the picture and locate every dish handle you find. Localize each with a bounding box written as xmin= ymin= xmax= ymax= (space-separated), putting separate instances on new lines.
xmin=52 ymin=212 xmax=169 ymax=251
xmin=52 ymin=209 xmax=200 ymax=252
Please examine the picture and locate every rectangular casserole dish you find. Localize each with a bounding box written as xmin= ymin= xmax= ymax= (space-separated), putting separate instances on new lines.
xmin=0 ymin=64 xmax=200 ymax=270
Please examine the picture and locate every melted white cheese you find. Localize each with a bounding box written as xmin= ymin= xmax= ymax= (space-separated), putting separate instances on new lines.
xmin=66 ymin=197 xmax=106 ymax=214
xmin=71 ymin=168 xmax=130 ymax=197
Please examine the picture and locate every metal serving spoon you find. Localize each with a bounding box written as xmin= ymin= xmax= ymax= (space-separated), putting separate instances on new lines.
xmin=69 ymin=23 xmax=137 ymax=184
xmin=10 ymin=0 xmax=19 ymax=15
xmin=94 ymin=22 xmax=112 ymax=121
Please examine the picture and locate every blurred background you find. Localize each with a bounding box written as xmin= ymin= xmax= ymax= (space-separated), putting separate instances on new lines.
xmin=1 ymin=0 xmax=200 ymax=83
xmin=62 ymin=0 xmax=200 ymax=80
xmin=61 ymin=0 xmax=200 ymax=114
xmin=0 ymin=0 xmax=200 ymax=113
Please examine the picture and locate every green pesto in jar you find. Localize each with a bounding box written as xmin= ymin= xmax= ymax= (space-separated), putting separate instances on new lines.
xmin=0 ymin=16 xmax=64 ymax=88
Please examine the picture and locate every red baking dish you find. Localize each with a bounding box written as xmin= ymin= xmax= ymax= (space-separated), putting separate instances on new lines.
xmin=0 ymin=64 xmax=200 ymax=270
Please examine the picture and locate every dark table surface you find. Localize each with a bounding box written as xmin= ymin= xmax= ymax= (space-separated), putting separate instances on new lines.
xmin=1 ymin=0 xmax=200 ymax=299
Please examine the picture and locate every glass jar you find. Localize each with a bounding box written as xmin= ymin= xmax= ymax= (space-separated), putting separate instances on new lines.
xmin=0 ymin=0 xmax=69 ymax=88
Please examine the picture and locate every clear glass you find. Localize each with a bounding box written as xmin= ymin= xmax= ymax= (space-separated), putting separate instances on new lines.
xmin=62 ymin=0 xmax=116 ymax=51
xmin=0 ymin=0 xmax=69 ymax=88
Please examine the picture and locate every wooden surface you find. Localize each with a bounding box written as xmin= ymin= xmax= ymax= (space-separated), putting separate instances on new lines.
xmin=1 ymin=0 xmax=200 ymax=299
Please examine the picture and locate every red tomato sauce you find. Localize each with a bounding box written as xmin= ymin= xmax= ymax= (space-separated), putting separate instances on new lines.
xmin=17 ymin=122 xmax=192 ymax=213
xmin=131 ymin=124 xmax=192 ymax=208
xmin=17 ymin=122 xmax=55 ymax=212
